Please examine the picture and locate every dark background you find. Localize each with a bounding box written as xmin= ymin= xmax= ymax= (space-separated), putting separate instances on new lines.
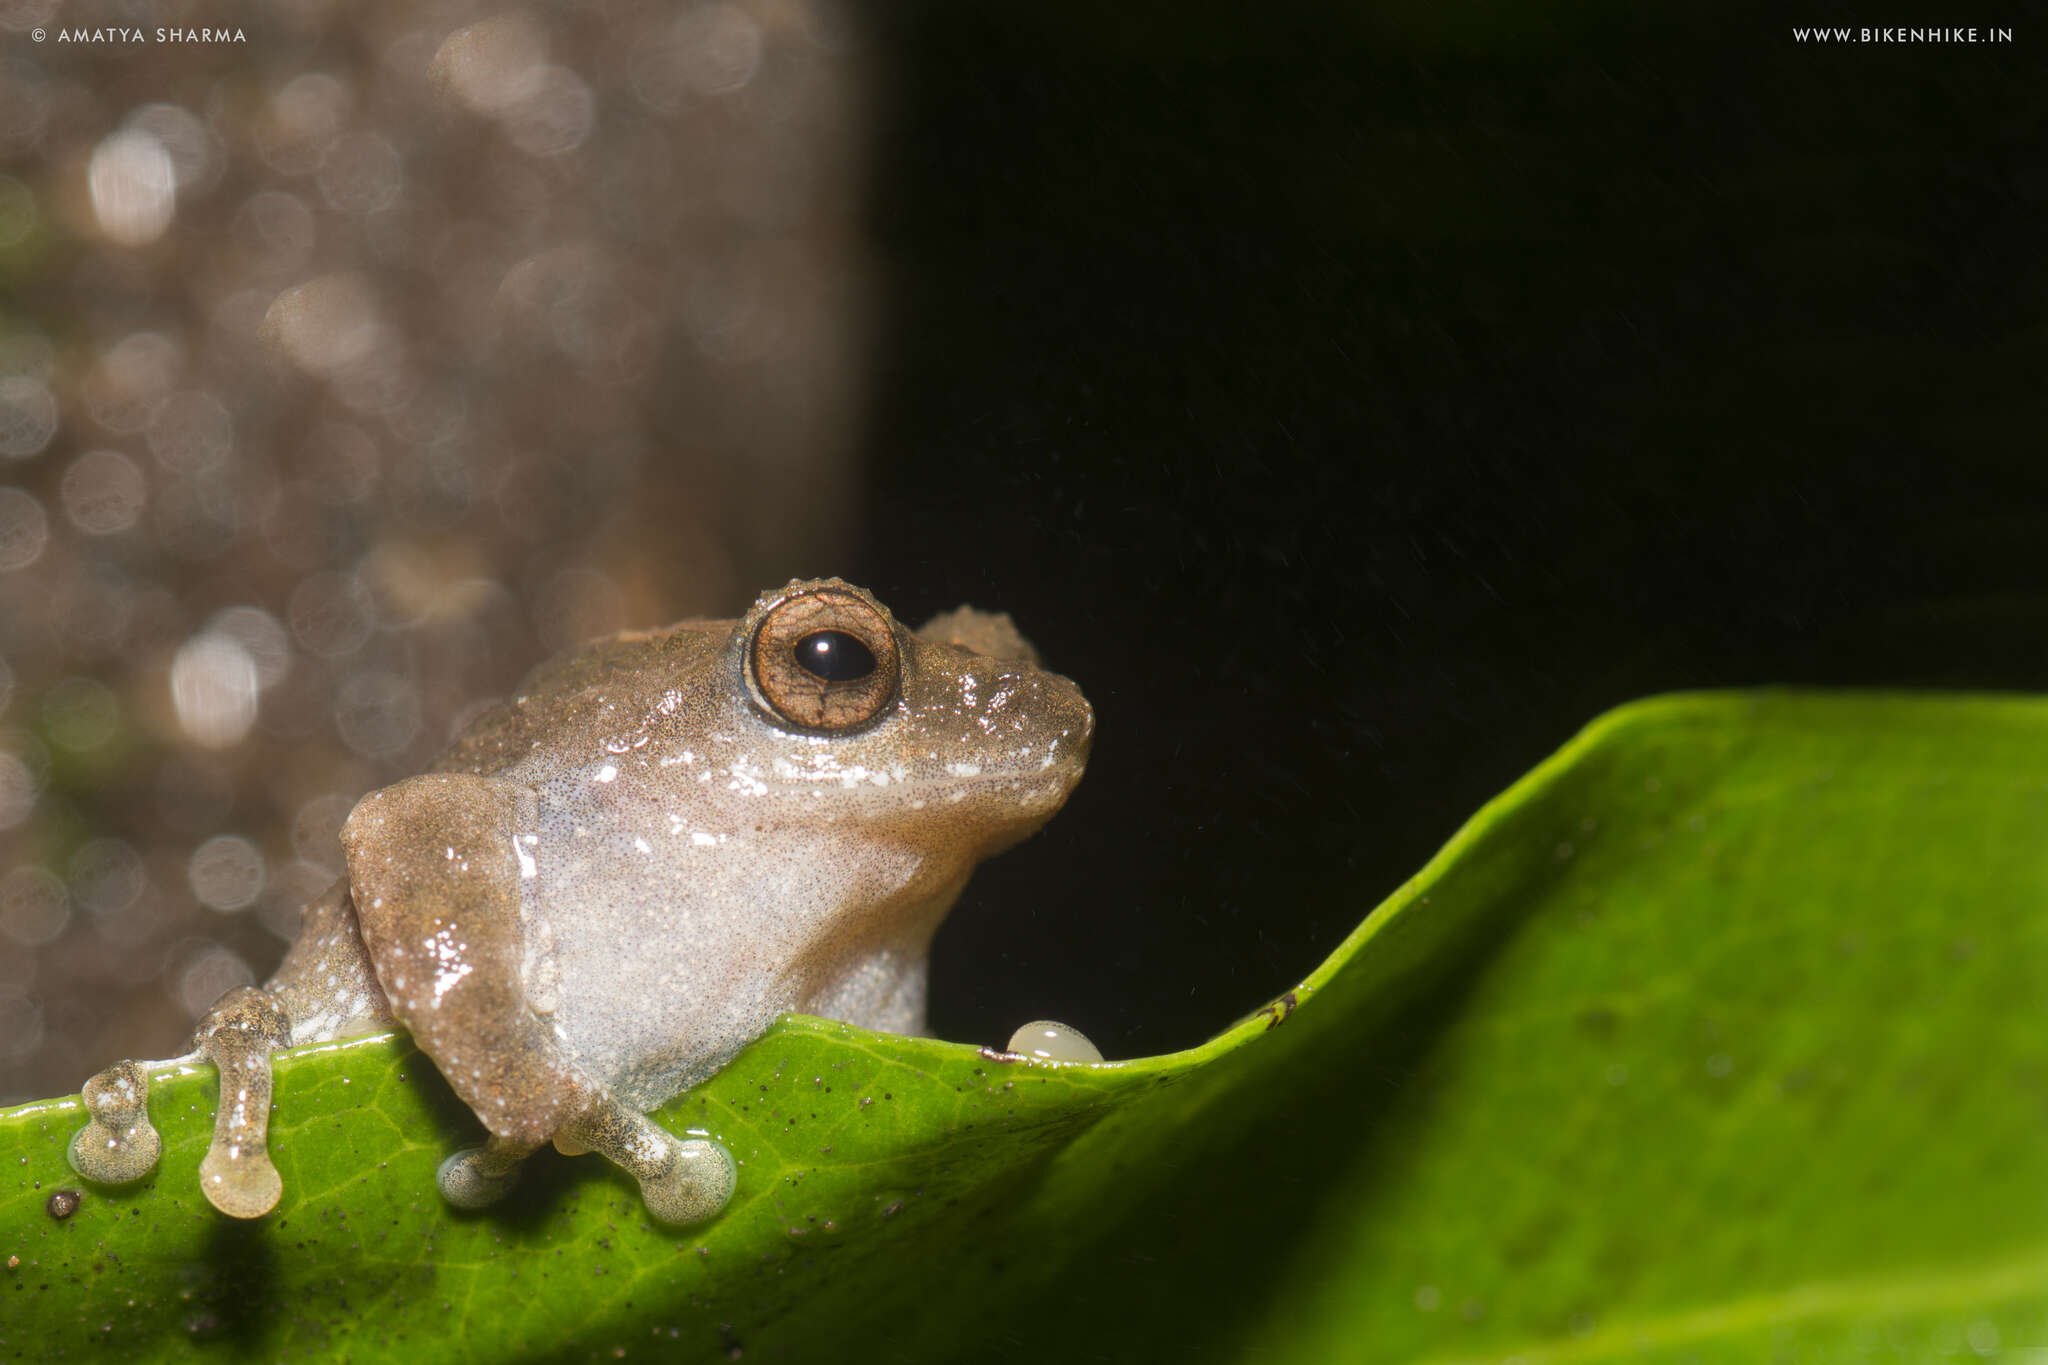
xmin=1 ymin=3 xmax=2036 ymax=1101
xmin=851 ymin=7 xmax=2044 ymax=1061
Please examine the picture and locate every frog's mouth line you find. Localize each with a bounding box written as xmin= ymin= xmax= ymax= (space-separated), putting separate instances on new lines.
xmin=776 ymin=766 xmax=1086 ymax=816
xmin=757 ymin=729 xmax=1090 ymax=801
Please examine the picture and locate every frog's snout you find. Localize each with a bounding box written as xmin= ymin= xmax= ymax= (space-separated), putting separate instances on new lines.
xmin=1074 ymin=691 xmax=1097 ymax=754
xmin=1059 ymin=688 xmax=1096 ymax=780
xmin=1022 ymin=667 xmax=1094 ymax=798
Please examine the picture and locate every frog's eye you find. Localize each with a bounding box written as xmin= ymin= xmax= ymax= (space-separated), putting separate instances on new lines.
xmin=750 ymin=587 xmax=901 ymax=732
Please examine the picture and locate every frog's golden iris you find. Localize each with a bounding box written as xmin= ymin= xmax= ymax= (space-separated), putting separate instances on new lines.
xmin=747 ymin=583 xmax=901 ymax=733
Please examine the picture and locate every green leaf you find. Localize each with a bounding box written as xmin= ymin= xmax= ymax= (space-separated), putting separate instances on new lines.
xmin=5 ymin=691 xmax=2045 ymax=1361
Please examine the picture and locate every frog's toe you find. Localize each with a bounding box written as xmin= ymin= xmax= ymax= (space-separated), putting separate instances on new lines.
xmin=559 ymin=1103 xmax=736 ymax=1226
xmin=194 ymin=986 xmax=293 ymax=1220
xmin=638 ymin=1136 xmax=737 ymax=1226
xmin=69 ymin=1059 xmax=162 ymax=1186
xmin=199 ymin=1145 xmax=283 ymax=1218
xmin=437 ymin=1137 xmax=535 ymax=1210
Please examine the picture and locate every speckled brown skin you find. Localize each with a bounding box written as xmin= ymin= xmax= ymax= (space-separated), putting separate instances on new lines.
xmin=341 ymin=774 xmax=585 ymax=1148
xmin=71 ymin=579 xmax=1093 ymax=1227
xmin=264 ymin=881 xmax=394 ymax=1045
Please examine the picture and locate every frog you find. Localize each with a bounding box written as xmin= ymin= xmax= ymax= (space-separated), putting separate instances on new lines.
xmin=69 ymin=578 xmax=1094 ymax=1226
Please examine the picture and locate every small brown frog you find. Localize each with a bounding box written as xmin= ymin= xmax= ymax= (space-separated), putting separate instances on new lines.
xmin=70 ymin=579 xmax=1093 ymax=1225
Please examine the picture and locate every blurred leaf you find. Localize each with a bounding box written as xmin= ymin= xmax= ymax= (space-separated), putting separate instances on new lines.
xmin=5 ymin=692 xmax=2045 ymax=1362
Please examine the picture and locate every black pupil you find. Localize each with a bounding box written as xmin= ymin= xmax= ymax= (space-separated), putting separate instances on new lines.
xmin=793 ymin=630 xmax=876 ymax=683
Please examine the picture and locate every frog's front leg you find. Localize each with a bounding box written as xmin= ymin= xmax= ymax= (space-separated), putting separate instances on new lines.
xmin=70 ymin=985 xmax=293 ymax=1218
xmin=439 ymin=1113 xmax=735 ymax=1226
xmin=342 ymin=774 xmax=735 ymax=1225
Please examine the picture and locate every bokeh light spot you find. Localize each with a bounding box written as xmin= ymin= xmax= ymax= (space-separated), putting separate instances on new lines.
xmin=174 ymin=942 xmax=253 ymax=1017
xmin=0 ymin=374 xmax=57 ymax=459
xmin=335 ymin=669 xmax=421 ymax=757
xmin=0 ymin=866 xmax=68 ymax=946
xmin=288 ymin=570 xmax=375 ymax=657
xmin=262 ymin=273 xmax=380 ymax=374
xmin=432 ymin=15 xmax=549 ymax=115
xmin=188 ymin=834 xmax=267 ymax=912
xmin=318 ymin=131 xmax=404 ymax=214
xmin=503 ymin=66 xmax=596 ymax=158
xmin=259 ymin=73 xmax=353 ymax=176
xmin=0 ymin=487 xmax=49 ymax=571
xmin=208 ymin=605 xmax=293 ymax=689
xmin=60 ymin=448 xmax=147 ymax=534
xmin=231 ymin=190 xmax=316 ymax=276
xmin=88 ymin=127 xmax=177 ymax=247
xmin=83 ymin=332 xmax=183 ymax=434
xmin=69 ymin=837 xmax=147 ymax=917
xmin=0 ymin=988 xmax=42 ymax=1066
xmin=0 ymin=750 xmax=34 ymax=830
xmin=170 ymin=630 xmax=261 ymax=747
xmin=676 ymin=5 xmax=766 ymax=96
xmin=129 ymin=103 xmax=220 ymax=195
xmin=147 ymin=389 xmax=235 ymax=474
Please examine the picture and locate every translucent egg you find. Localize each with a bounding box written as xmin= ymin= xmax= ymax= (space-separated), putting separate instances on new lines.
xmin=1005 ymin=1020 xmax=1102 ymax=1063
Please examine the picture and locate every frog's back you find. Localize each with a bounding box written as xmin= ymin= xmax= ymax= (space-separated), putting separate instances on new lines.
xmin=431 ymin=622 xmax=727 ymax=779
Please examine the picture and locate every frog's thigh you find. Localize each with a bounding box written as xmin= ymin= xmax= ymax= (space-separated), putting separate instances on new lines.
xmin=342 ymin=773 xmax=590 ymax=1148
